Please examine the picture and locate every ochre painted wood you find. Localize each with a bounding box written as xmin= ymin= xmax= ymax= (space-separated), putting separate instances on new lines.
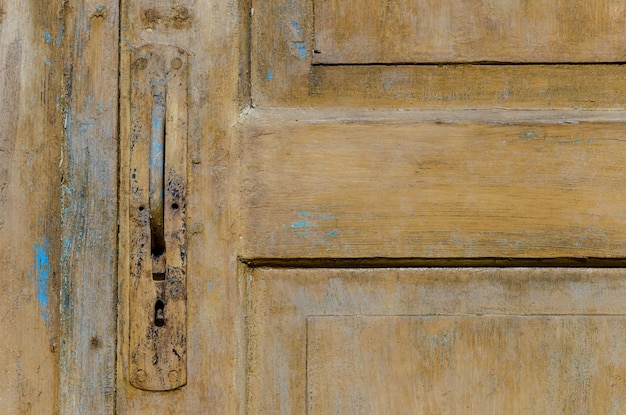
xmin=308 ymin=315 xmax=626 ymax=414
xmin=314 ymin=0 xmax=626 ymax=63
xmin=240 ymin=110 xmax=626 ymax=259
xmin=0 ymin=1 xmax=65 ymax=413
xmin=59 ymin=0 xmax=120 ymax=413
xmin=249 ymin=267 xmax=626 ymax=414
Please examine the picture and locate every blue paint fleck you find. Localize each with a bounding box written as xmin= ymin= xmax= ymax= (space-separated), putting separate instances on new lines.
xmin=291 ymin=221 xmax=309 ymax=229
xmin=33 ymin=239 xmax=50 ymax=322
xmin=291 ymin=42 xmax=307 ymax=58
xmin=267 ymin=69 xmax=272 ymax=80
xmin=62 ymin=237 xmax=71 ymax=258
xmin=150 ymin=109 xmax=165 ymax=171
xmin=207 ymin=280 xmax=221 ymax=292
xmin=290 ymin=21 xmax=302 ymax=36
xmin=383 ymin=72 xmax=397 ymax=90
xmin=55 ymin=25 xmax=64 ymax=46
xmin=288 ymin=211 xmax=342 ymax=239
xmin=44 ymin=32 xmax=52 ymax=44
xmin=99 ymin=103 xmax=105 ymax=110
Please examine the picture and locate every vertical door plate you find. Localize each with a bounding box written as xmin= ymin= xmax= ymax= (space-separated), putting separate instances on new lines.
xmin=129 ymin=45 xmax=188 ymax=391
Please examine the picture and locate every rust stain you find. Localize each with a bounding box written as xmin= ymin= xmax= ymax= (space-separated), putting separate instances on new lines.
xmin=0 ymin=6 xmax=5 ymax=24
xmin=171 ymin=5 xmax=191 ymax=29
xmin=91 ymin=5 xmax=106 ymax=19
xmin=90 ymin=336 xmax=100 ymax=349
xmin=141 ymin=8 xmax=161 ymax=29
xmin=141 ymin=5 xmax=192 ymax=30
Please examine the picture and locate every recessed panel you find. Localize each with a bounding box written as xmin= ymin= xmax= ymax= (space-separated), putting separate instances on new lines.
xmin=248 ymin=268 xmax=626 ymax=414
xmin=313 ymin=0 xmax=626 ymax=64
xmin=308 ymin=315 xmax=626 ymax=414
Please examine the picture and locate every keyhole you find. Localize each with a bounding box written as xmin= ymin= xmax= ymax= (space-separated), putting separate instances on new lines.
xmin=155 ymin=300 xmax=165 ymax=327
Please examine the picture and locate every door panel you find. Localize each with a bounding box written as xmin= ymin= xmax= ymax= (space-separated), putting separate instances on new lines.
xmin=313 ymin=0 xmax=626 ymax=63
xmin=308 ymin=315 xmax=626 ymax=414
xmin=249 ymin=268 xmax=626 ymax=414
xmin=241 ymin=110 xmax=626 ymax=259
xmin=252 ymin=0 xmax=626 ymax=107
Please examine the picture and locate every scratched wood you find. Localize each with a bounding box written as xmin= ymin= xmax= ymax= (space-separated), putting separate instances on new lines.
xmin=239 ymin=109 xmax=626 ymax=259
xmin=58 ymin=0 xmax=120 ymax=414
xmin=0 ymin=1 xmax=64 ymax=413
xmin=249 ymin=267 xmax=626 ymax=414
xmin=313 ymin=0 xmax=626 ymax=64
xmin=117 ymin=0 xmax=247 ymax=412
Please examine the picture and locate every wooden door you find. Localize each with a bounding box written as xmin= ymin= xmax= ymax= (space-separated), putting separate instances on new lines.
xmin=110 ymin=0 xmax=626 ymax=414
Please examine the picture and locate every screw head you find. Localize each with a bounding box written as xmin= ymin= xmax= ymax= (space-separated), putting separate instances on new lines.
xmin=168 ymin=370 xmax=179 ymax=383
xmin=133 ymin=57 xmax=147 ymax=70
xmin=171 ymin=57 xmax=182 ymax=69
xmin=135 ymin=369 xmax=147 ymax=383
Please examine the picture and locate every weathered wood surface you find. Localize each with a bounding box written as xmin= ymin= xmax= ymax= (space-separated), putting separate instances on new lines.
xmin=308 ymin=315 xmax=626 ymax=414
xmin=118 ymin=0 xmax=626 ymax=414
xmin=251 ymin=0 xmax=626 ymax=108
xmin=59 ymin=0 xmax=119 ymax=413
xmin=0 ymin=1 xmax=65 ymax=413
xmin=249 ymin=267 xmax=626 ymax=414
xmin=307 ymin=65 xmax=626 ymax=109
xmin=240 ymin=109 xmax=626 ymax=260
xmin=117 ymin=0 xmax=247 ymax=412
xmin=314 ymin=0 xmax=626 ymax=63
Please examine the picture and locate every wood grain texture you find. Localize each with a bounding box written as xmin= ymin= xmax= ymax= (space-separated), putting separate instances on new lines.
xmin=251 ymin=0 xmax=626 ymax=108
xmin=240 ymin=109 xmax=626 ymax=259
xmin=314 ymin=0 xmax=626 ymax=63
xmin=59 ymin=0 xmax=119 ymax=413
xmin=249 ymin=267 xmax=626 ymax=414
xmin=118 ymin=0 xmax=248 ymax=412
xmin=0 ymin=0 xmax=65 ymax=413
xmin=308 ymin=65 xmax=626 ymax=109
xmin=308 ymin=315 xmax=626 ymax=414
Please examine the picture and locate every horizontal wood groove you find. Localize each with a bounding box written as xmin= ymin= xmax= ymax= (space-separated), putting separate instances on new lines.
xmin=313 ymin=62 xmax=626 ymax=66
xmin=240 ymin=108 xmax=626 ymax=125
xmin=241 ymin=257 xmax=626 ymax=269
